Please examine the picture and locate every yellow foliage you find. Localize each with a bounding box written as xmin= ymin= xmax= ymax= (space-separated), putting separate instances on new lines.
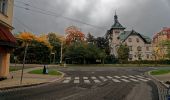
xmin=17 ymin=32 xmax=53 ymax=50
xmin=17 ymin=32 xmax=36 ymax=41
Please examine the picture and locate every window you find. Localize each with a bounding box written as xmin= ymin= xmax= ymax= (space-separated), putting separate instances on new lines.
xmin=136 ymin=38 xmax=139 ymax=42
xmin=0 ymin=0 xmax=7 ymax=15
xmin=128 ymin=38 xmax=132 ymax=42
xmin=138 ymin=54 xmax=142 ymax=60
xmin=115 ymin=30 xmax=120 ymax=33
xmin=146 ymin=54 xmax=149 ymax=59
xmin=146 ymin=46 xmax=149 ymax=51
xmin=137 ymin=46 xmax=142 ymax=51
xmin=129 ymin=46 xmax=132 ymax=51
xmin=129 ymin=54 xmax=133 ymax=60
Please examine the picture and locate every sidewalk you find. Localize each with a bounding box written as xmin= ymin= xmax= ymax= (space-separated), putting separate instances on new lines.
xmin=152 ymin=73 xmax=170 ymax=87
xmin=148 ymin=71 xmax=170 ymax=100
xmin=0 ymin=67 xmax=64 ymax=89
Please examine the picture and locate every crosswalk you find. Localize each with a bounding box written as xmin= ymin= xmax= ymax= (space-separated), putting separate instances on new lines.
xmin=62 ymin=75 xmax=151 ymax=84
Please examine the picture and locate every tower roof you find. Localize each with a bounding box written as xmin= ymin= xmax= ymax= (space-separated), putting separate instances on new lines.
xmin=111 ymin=12 xmax=125 ymax=29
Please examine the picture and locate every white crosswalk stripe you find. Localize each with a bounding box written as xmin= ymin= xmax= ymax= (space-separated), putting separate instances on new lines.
xmin=84 ymin=80 xmax=90 ymax=84
xmin=75 ymin=77 xmax=79 ymax=80
xmin=121 ymin=79 xmax=130 ymax=82
xmin=112 ymin=79 xmax=121 ymax=82
xmin=114 ymin=76 xmax=121 ymax=78
xmin=74 ymin=80 xmax=80 ymax=83
xmin=91 ymin=76 xmax=97 ymax=79
xmin=106 ymin=76 xmax=113 ymax=79
xmin=136 ymin=75 xmax=145 ymax=78
xmin=83 ymin=77 xmax=88 ymax=80
xmin=94 ymin=79 xmax=101 ymax=83
xmin=63 ymin=79 xmax=71 ymax=83
xmin=121 ymin=76 xmax=129 ymax=78
xmin=129 ymin=75 xmax=136 ymax=78
xmin=129 ymin=78 xmax=139 ymax=82
xmin=62 ymin=75 xmax=151 ymax=84
xmin=99 ymin=76 xmax=107 ymax=81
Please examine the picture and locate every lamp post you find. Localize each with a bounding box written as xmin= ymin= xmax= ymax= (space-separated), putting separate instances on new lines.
xmin=60 ymin=41 xmax=63 ymax=64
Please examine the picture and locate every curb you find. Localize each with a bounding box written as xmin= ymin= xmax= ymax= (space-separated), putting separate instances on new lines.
xmin=147 ymin=70 xmax=169 ymax=88
xmin=0 ymin=71 xmax=65 ymax=91
xmin=0 ymin=82 xmax=48 ymax=90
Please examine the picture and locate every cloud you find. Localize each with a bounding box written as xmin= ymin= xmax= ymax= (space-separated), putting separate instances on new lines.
xmin=13 ymin=0 xmax=170 ymax=38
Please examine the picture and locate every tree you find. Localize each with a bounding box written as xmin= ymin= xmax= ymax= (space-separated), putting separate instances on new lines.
xmin=96 ymin=37 xmax=110 ymax=55
xmin=117 ymin=44 xmax=129 ymax=63
xmin=65 ymin=26 xmax=85 ymax=45
xmin=64 ymin=42 xmax=87 ymax=64
xmin=64 ymin=42 xmax=106 ymax=64
xmin=86 ymin=33 xmax=95 ymax=43
xmin=47 ymin=33 xmax=62 ymax=63
xmin=11 ymin=32 xmax=52 ymax=64
xmin=162 ymin=40 xmax=170 ymax=59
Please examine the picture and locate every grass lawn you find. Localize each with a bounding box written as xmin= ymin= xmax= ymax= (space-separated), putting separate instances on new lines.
xmin=9 ymin=66 xmax=24 ymax=72
xmin=28 ymin=69 xmax=62 ymax=75
xmin=150 ymin=69 xmax=170 ymax=75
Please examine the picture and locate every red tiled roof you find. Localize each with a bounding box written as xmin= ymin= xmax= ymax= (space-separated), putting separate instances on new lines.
xmin=0 ymin=26 xmax=16 ymax=47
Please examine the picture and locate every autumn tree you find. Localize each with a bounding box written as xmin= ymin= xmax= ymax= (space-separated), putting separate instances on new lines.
xmin=162 ymin=40 xmax=170 ymax=59
xmin=65 ymin=26 xmax=85 ymax=45
xmin=11 ymin=32 xmax=52 ymax=64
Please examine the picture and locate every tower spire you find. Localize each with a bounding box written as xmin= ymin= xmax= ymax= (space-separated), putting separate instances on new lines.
xmin=114 ymin=10 xmax=118 ymax=22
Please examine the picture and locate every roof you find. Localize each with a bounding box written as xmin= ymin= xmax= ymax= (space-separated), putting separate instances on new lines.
xmin=118 ymin=30 xmax=151 ymax=44
xmin=0 ymin=26 xmax=16 ymax=47
xmin=111 ymin=14 xmax=125 ymax=29
xmin=111 ymin=21 xmax=126 ymax=29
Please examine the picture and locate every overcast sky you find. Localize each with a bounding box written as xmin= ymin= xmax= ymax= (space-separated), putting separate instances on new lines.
xmin=13 ymin=0 xmax=170 ymax=38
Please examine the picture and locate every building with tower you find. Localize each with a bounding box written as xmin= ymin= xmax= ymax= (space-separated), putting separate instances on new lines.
xmin=106 ymin=13 xmax=152 ymax=61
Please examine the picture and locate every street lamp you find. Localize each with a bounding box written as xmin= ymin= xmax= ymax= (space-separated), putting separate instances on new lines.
xmin=60 ymin=41 xmax=63 ymax=64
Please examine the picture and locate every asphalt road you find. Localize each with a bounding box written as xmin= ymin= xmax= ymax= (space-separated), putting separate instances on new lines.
xmin=0 ymin=66 xmax=159 ymax=100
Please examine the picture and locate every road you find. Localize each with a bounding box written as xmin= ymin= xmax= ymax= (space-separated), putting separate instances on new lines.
xmin=0 ymin=66 xmax=159 ymax=100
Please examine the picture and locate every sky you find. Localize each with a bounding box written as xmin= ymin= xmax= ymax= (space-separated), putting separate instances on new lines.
xmin=13 ymin=0 xmax=170 ymax=38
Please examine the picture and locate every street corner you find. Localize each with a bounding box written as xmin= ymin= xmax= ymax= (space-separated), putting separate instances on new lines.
xmin=147 ymin=69 xmax=170 ymax=88
xmin=0 ymin=68 xmax=66 ymax=90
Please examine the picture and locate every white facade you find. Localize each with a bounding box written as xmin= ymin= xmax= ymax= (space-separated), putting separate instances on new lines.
xmin=124 ymin=35 xmax=152 ymax=61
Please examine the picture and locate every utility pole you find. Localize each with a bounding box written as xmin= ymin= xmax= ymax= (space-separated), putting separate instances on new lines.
xmin=20 ymin=43 xmax=28 ymax=84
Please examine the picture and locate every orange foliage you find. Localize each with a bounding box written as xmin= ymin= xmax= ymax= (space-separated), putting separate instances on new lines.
xmin=36 ymin=34 xmax=52 ymax=49
xmin=65 ymin=26 xmax=85 ymax=45
xmin=17 ymin=32 xmax=52 ymax=49
xmin=17 ymin=32 xmax=36 ymax=41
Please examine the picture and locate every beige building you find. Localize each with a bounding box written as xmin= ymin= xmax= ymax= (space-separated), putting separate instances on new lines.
xmin=0 ymin=0 xmax=16 ymax=79
xmin=106 ymin=13 xmax=152 ymax=61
